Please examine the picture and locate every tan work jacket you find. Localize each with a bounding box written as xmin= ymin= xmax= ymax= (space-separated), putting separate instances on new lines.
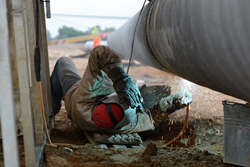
xmin=64 ymin=46 xmax=154 ymax=134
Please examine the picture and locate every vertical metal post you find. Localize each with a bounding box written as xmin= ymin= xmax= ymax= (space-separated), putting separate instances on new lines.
xmin=0 ymin=0 xmax=20 ymax=166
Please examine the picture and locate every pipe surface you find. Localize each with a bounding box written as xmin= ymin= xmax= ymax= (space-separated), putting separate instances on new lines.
xmin=108 ymin=0 xmax=250 ymax=102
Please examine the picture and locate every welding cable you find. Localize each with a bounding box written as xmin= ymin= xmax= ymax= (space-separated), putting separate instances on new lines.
xmin=164 ymin=104 xmax=190 ymax=147
xmin=127 ymin=0 xmax=147 ymax=74
xmin=34 ymin=0 xmax=53 ymax=146
xmin=37 ymin=83 xmax=53 ymax=145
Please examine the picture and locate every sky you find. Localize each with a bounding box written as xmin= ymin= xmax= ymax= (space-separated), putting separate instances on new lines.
xmin=45 ymin=0 xmax=148 ymax=38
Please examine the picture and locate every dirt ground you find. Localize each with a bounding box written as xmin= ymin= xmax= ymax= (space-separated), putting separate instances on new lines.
xmin=1 ymin=43 xmax=244 ymax=166
xmin=45 ymin=108 xmax=231 ymax=167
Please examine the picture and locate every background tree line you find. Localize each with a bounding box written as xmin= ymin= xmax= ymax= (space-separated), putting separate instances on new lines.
xmin=47 ymin=26 xmax=116 ymax=41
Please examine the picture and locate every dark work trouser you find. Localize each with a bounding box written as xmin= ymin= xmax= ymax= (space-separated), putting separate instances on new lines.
xmin=50 ymin=56 xmax=81 ymax=115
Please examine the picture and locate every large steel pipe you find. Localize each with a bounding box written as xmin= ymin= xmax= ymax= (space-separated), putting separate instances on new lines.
xmin=108 ymin=0 xmax=250 ymax=102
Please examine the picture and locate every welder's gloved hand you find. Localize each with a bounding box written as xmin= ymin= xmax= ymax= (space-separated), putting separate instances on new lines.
xmin=173 ymin=88 xmax=193 ymax=107
xmin=159 ymin=88 xmax=192 ymax=114
xmin=108 ymin=66 xmax=143 ymax=108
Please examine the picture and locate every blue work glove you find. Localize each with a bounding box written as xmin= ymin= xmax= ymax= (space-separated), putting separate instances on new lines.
xmin=108 ymin=66 xmax=143 ymax=108
xmin=173 ymin=88 xmax=193 ymax=107
xmin=159 ymin=88 xmax=193 ymax=114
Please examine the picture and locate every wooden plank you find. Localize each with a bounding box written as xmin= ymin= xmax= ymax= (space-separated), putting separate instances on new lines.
xmin=0 ymin=1 xmax=20 ymax=166
xmin=7 ymin=0 xmax=19 ymax=90
xmin=11 ymin=0 xmax=36 ymax=166
xmin=39 ymin=0 xmax=53 ymax=133
xmin=6 ymin=0 xmax=23 ymax=139
xmin=24 ymin=0 xmax=43 ymax=146
xmin=37 ymin=1 xmax=47 ymax=133
xmin=41 ymin=1 xmax=53 ymax=129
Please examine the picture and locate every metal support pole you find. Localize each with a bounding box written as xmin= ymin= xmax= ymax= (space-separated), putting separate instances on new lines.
xmin=0 ymin=0 xmax=20 ymax=166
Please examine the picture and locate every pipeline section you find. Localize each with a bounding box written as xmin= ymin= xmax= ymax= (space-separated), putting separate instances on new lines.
xmin=108 ymin=0 xmax=250 ymax=102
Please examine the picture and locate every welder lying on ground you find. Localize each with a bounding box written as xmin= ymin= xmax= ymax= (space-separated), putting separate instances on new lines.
xmin=50 ymin=45 xmax=192 ymax=143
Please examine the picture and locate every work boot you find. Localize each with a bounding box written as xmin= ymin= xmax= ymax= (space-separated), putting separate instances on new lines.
xmin=50 ymin=96 xmax=62 ymax=117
